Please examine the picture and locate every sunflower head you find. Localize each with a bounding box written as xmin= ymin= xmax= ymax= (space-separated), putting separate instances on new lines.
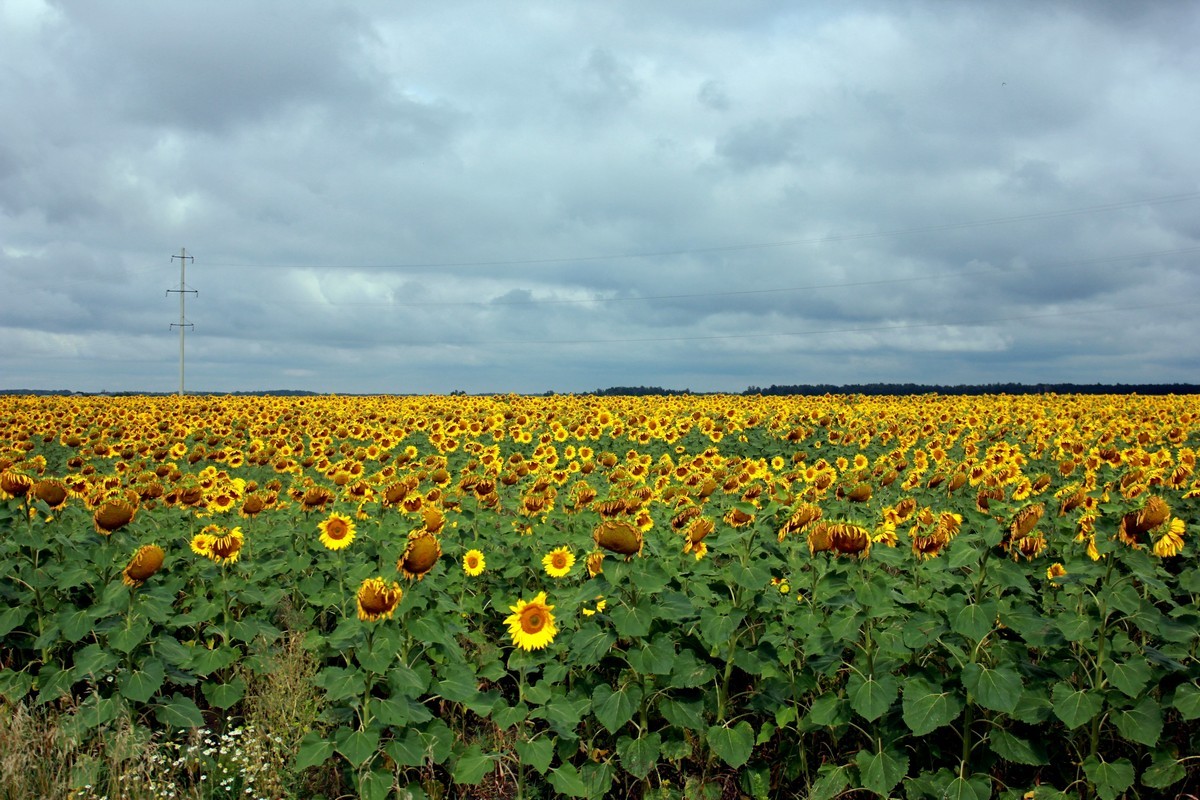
xmin=318 ymin=512 xmax=357 ymax=551
xmin=206 ymin=526 xmax=245 ymax=564
xmin=399 ymin=530 xmax=442 ymax=580
xmin=31 ymin=479 xmax=69 ymax=510
xmin=585 ymin=550 xmax=605 ymax=577
xmin=542 ymin=546 xmax=575 ymax=578
xmin=683 ymin=516 xmax=714 ymax=554
xmin=0 ymin=470 xmax=34 ymax=499
xmin=463 ymin=549 xmax=486 ymax=577
xmin=593 ymin=519 xmax=643 ymax=558
xmin=357 ymin=577 xmax=403 ymax=621
xmin=504 ymin=591 xmax=558 ymax=651
xmin=122 ymin=544 xmax=165 ymax=587
xmin=93 ymin=498 xmax=137 ymax=535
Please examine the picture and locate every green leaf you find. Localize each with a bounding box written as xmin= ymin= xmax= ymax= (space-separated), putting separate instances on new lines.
xmin=659 ymin=697 xmax=706 ymax=731
xmin=201 ymin=676 xmax=246 ymax=710
xmin=154 ymin=693 xmax=204 ymax=728
xmin=548 ymin=762 xmax=590 ymax=797
xmin=988 ymin=729 xmax=1047 ymax=766
xmin=384 ymin=730 xmax=425 ymax=768
xmin=627 ymin=634 xmax=675 ymax=675
xmin=450 ymin=744 xmax=493 ymax=785
xmin=492 ymin=702 xmax=528 ymax=729
xmin=0 ymin=668 xmax=35 ymax=702
xmin=617 ymin=731 xmax=661 ymax=779
xmin=698 ymin=606 xmax=744 ymax=650
xmin=1082 ymin=755 xmax=1134 ymax=800
xmin=593 ymin=683 xmax=642 ymax=734
xmin=610 ymin=603 xmax=653 ymax=638
xmin=855 ymin=747 xmax=908 ymax=796
xmin=1172 ymin=682 xmax=1200 ymax=720
xmin=848 ymin=672 xmax=898 ymax=722
xmin=436 ymin=665 xmax=481 ymax=704
xmin=1052 ymin=683 xmax=1103 ymax=729
xmin=940 ymin=774 xmax=992 ymax=800
xmin=1103 ymin=657 xmax=1152 ymax=698
xmin=58 ymin=608 xmax=95 ymax=643
xmin=107 ymin=616 xmax=152 ymax=654
xmin=515 ymin=737 xmax=554 ymax=775
xmin=295 ymin=732 xmax=335 ymax=770
xmin=567 ymin=627 xmax=617 ymax=666
xmin=190 ymin=645 xmax=239 ymax=676
xmin=1112 ymin=696 xmax=1162 ymax=747
xmin=806 ymin=694 xmax=849 ymax=728
xmin=35 ymin=664 xmax=74 ymax=705
xmin=357 ymin=768 xmax=392 ymax=800
xmin=0 ymin=607 xmax=27 ymax=638
xmin=952 ymin=603 xmax=995 ymax=641
xmin=962 ymin=663 xmax=1021 ymax=713
xmin=336 ymin=727 xmax=380 ymax=768
xmin=807 ymin=765 xmax=851 ymax=800
xmin=669 ymin=648 xmax=717 ymax=688
xmin=315 ymin=665 xmax=367 ymax=702
xmin=1142 ymin=751 xmax=1185 ymax=789
xmin=707 ymin=722 xmax=754 ymax=768
xmin=72 ymin=643 xmax=117 ymax=679
xmin=902 ymin=678 xmax=963 ymax=735
xmin=118 ymin=658 xmax=165 ymax=704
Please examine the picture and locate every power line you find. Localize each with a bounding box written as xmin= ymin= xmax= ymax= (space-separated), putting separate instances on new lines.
xmin=202 ymin=190 xmax=1200 ymax=270
xmin=281 ymin=245 xmax=1200 ymax=309
xmin=166 ymin=248 xmax=196 ymax=396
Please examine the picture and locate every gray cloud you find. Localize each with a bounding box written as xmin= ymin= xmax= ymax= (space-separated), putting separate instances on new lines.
xmin=1 ymin=0 xmax=1198 ymax=393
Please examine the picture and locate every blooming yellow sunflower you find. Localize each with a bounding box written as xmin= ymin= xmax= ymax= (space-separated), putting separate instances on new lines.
xmin=196 ymin=525 xmax=244 ymax=565
xmin=356 ymin=577 xmax=403 ymax=621
xmin=318 ymin=512 xmax=356 ymax=551
xmin=463 ymin=548 xmax=486 ymax=576
xmin=505 ymin=591 xmax=557 ymax=651
xmin=542 ymin=546 xmax=575 ymax=578
xmin=122 ymin=544 xmax=165 ymax=587
xmin=1046 ymin=562 xmax=1068 ymax=581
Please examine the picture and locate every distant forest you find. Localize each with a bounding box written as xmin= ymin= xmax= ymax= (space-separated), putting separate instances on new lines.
xmin=5 ymin=383 xmax=1200 ymax=397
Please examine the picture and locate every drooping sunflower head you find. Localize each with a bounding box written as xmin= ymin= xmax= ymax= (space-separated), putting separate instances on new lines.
xmin=779 ymin=503 xmax=823 ymax=541
xmin=398 ymin=530 xmax=442 ymax=580
xmin=542 ymin=546 xmax=575 ymax=578
xmin=1118 ymin=496 xmax=1172 ymax=548
xmin=318 ymin=512 xmax=357 ymax=551
xmin=586 ymin=550 xmax=605 ymax=577
xmin=1046 ymin=562 xmax=1068 ymax=581
xmin=593 ymin=519 xmax=643 ymax=558
xmin=723 ymin=506 xmax=755 ymax=528
xmin=301 ymin=485 xmax=335 ymax=510
xmin=31 ymin=479 xmax=70 ymax=510
xmin=1151 ymin=518 xmax=1186 ymax=558
xmin=357 ymin=577 xmax=403 ymax=621
xmin=683 ymin=516 xmax=714 ymax=554
xmin=0 ymin=470 xmax=34 ymax=499
xmin=122 ymin=544 xmax=165 ymax=587
xmin=504 ymin=591 xmax=557 ymax=651
xmin=828 ymin=523 xmax=872 ymax=558
xmin=206 ymin=526 xmax=245 ymax=565
xmin=421 ymin=506 xmax=446 ymax=534
xmin=1009 ymin=502 xmax=1045 ymax=540
xmin=93 ymin=497 xmax=137 ymax=535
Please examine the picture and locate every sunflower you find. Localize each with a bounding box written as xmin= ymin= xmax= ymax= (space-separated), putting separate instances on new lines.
xmin=31 ymin=479 xmax=69 ymax=510
xmin=357 ymin=577 xmax=403 ymax=621
xmin=122 ymin=544 xmax=165 ymax=587
xmin=593 ymin=519 xmax=643 ymax=558
xmin=585 ymin=551 xmax=605 ymax=577
xmin=0 ymin=471 xmax=34 ymax=499
xmin=505 ymin=591 xmax=558 ymax=651
xmin=463 ymin=549 xmax=486 ymax=576
xmin=542 ymin=546 xmax=575 ymax=578
xmin=318 ymin=512 xmax=356 ymax=551
xmin=206 ymin=526 xmax=245 ymax=565
xmin=93 ymin=498 xmax=137 ymax=535
xmin=398 ymin=530 xmax=442 ymax=580
xmin=683 ymin=516 xmax=713 ymax=555
xmin=581 ymin=597 xmax=607 ymax=617
xmin=1152 ymin=518 xmax=1186 ymax=558
xmin=1046 ymin=562 xmax=1068 ymax=581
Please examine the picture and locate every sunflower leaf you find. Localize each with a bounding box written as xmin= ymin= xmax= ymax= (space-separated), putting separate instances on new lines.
xmin=547 ymin=762 xmax=590 ymax=797
xmin=707 ymin=721 xmax=754 ymax=768
xmin=1051 ymin=682 xmax=1103 ymax=729
xmin=901 ymin=677 xmax=962 ymax=736
xmin=617 ymin=731 xmax=661 ymax=779
xmin=154 ymin=693 xmax=204 ymax=728
xmin=962 ymin=663 xmax=1021 ymax=713
xmin=450 ymin=744 xmax=493 ymax=785
xmin=515 ymin=736 xmax=554 ymax=775
xmin=1082 ymin=755 xmax=1135 ymax=800
xmin=118 ymin=657 xmax=165 ymax=704
xmin=855 ymin=747 xmax=908 ymax=796
xmin=593 ymin=683 xmax=643 ymax=734
xmin=848 ymin=672 xmax=898 ymax=722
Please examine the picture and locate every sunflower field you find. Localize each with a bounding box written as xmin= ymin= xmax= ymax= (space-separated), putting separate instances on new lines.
xmin=1 ymin=393 xmax=1198 ymax=800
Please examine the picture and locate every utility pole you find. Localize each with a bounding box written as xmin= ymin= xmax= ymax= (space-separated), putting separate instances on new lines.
xmin=167 ymin=248 xmax=196 ymax=396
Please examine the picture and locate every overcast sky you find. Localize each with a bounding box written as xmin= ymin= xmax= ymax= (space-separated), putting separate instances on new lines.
xmin=2 ymin=1 xmax=1198 ymax=394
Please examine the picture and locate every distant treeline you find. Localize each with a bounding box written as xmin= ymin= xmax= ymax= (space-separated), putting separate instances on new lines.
xmin=5 ymin=384 xmax=1199 ymax=398
xmin=741 ymin=383 xmax=1200 ymax=396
